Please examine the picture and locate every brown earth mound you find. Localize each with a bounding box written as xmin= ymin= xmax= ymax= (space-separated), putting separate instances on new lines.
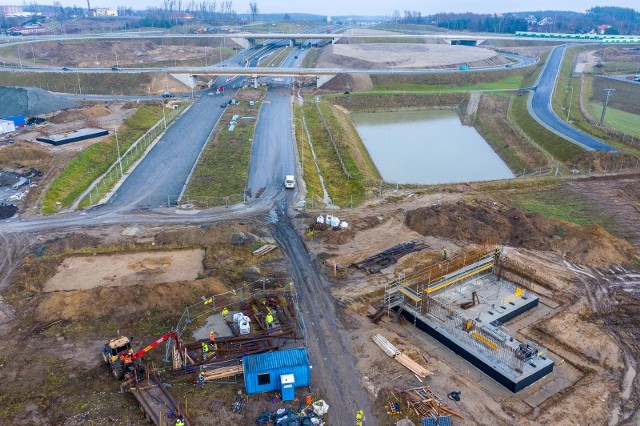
xmin=405 ymin=198 xmax=636 ymax=266
xmin=405 ymin=198 xmax=555 ymax=249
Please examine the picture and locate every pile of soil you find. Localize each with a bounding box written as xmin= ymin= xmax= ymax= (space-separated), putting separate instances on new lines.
xmin=320 ymin=74 xmax=373 ymax=91
xmin=0 ymin=86 xmax=77 ymax=117
xmin=405 ymin=198 xmax=556 ymax=249
xmin=405 ymin=198 xmax=636 ymax=266
xmin=0 ymin=202 xmax=17 ymax=219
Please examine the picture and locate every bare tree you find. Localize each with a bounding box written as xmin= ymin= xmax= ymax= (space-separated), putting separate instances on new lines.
xmin=249 ymin=2 xmax=259 ymax=21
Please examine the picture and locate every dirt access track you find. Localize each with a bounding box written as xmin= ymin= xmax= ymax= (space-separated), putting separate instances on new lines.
xmin=43 ymin=248 xmax=204 ymax=292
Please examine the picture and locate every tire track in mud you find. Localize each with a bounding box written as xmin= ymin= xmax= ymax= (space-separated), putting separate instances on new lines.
xmin=271 ymin=205 xmax=375 ymax=425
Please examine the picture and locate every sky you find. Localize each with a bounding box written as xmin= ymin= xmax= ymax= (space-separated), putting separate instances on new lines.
xmin=0 ymin=0 xmax=638 ymax=16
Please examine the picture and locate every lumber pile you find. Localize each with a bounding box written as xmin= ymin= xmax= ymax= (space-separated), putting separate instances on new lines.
xmin=202 ymin=364 xmax=244 ymax=381
xmin=371 ymin=334 xmax=432 ymax=379
xmin=253 ymin=244 xmax=277 ymax=257
xmin=352 ymin=240 xmax=427 ymax=273
xmin=400 ymin=386 xmax=463 ymax=420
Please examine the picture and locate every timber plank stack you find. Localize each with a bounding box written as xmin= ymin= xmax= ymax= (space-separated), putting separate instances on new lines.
xmin=202 ymin=364 xmax=244 ymax=381
xmin=371 ymin=334 xmax=433 ymax=379
xmin=399 ymin=386 xmax=463 ymax=420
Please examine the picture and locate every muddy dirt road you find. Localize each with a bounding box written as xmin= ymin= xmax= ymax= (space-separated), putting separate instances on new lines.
xmin=271 ymin=201 xmax=374 ymax=425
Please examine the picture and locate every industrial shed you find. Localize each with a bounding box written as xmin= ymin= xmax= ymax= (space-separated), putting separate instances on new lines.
xmin=243 ymin=348 xmax=310 ymax=401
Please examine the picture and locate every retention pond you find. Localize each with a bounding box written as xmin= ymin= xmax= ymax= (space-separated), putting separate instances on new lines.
xmin=351 ymin=110 xmax=514 ymax=185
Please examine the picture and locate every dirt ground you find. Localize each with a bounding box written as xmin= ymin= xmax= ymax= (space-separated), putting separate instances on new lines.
xmin=301 ymin=171 xmax=640 ymax=425
xmin=317 ymin=43 xmax=509 ymax=70
xmin=43 ymin=248 xmax=204 ymax=292
xmin=3 ymin=40 xmax=231 ymax=68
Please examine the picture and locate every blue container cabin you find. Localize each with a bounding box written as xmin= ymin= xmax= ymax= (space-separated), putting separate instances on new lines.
xmin=243 ymin=348 xmax=310 ymax=401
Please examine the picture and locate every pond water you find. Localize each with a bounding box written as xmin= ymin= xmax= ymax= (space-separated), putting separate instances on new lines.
xmin=351 ymin=110 xmax=514 ymax=184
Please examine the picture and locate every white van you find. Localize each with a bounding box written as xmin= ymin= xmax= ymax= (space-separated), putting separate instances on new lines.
xmin=284 ymin=175 xmax=295 ymax=189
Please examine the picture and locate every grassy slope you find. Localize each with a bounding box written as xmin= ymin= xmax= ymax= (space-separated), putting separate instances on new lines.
xmin=300 ymin=100 xmax=367 ymax=206
xmin=294 ymin=103 xmax=323 ymax=200
xmin=300 ymin=48 xmax=322 ymax=68
xmin=368 ymin=75 xmax=524 ymax=93
xmin=0 ymin=71 xmax=153 ymax=95
xmin=42 ymin=104 xmax=164 ymax=213
xmin=505 ymin=51 xmax=584 ymax=163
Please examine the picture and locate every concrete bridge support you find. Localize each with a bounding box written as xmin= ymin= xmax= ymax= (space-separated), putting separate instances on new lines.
xmin=316 ymin=74 xmax=337 ymax=88
xmin=170 ymin=74 xmax=199 ymax=89
xmin=233 ymin=37 xmax=253 ymax=49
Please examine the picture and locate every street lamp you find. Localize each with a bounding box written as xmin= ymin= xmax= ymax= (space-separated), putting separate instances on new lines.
xmin=115 ymin=128 xmax=124 ymax=176
xmin=565 ymin=86 xmax=573 ymax=122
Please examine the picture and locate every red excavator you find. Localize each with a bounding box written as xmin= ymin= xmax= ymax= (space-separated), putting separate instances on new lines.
xmin=102 ymin=331 xmax=183 ymax=380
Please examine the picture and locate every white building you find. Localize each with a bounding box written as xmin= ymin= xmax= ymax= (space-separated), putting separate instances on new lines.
xmin=0 ymin=119 xmax=16 ymax=135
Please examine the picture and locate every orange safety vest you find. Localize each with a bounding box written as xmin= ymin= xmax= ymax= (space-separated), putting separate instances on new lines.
xmin=209 ymin=331 xmax=215 ymax=342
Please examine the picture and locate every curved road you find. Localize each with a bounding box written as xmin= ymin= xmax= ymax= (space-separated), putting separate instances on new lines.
xmin=529 ymin=44 xmax=617 ymax=152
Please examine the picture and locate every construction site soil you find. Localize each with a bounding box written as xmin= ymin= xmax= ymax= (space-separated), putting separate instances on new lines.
xmin=300 ymin=173 xmax=640 ymax=425
xmin=3 ymin=39 xmax=233 ymax=68
xmin=317 ymin=44 xmax=509 ymax=70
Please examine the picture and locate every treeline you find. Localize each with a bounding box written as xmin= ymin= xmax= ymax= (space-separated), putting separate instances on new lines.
xmin=388 ymin=6 xmax=640 ymax=34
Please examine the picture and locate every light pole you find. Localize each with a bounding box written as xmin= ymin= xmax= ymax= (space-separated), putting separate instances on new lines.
xmin=565 ymin=86 xmax=573 ymax=122
xmin=114 ymin=43 xmax=119 ymax=67
xmin=115 ymin=128 xmax=124 ymax=176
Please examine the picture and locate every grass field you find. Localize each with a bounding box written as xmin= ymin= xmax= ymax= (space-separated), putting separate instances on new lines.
xmin=589 ymin=76 xmax=640 ymax=116
xmin=513 ymin=188 xmax=615 ymax=230
xmin=182 ymin=90 xmax=266 ymax=205
xmin=588 ymin=102 xmax=640 ymax=138
xmin=42 ymin=104 xmax=164 ymax=213
xmin=294 ymin=103 xmax=323 ymax=201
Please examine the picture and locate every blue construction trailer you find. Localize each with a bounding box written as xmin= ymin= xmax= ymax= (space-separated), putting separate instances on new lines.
xmin=243 ymin=348 xmax=310 ymax=401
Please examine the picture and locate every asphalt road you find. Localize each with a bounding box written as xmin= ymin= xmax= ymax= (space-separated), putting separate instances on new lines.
xmin=529 ymin=44 xmax=617 ymax=152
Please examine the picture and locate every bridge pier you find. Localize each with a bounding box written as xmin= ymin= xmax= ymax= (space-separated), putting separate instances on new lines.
xmin=170 ymin=74 xmax=199 ymax=89
xmin=316 ymin=74 xmax=337 ymax=88
xmin=289 ymin=39 xmax=295 ymax=47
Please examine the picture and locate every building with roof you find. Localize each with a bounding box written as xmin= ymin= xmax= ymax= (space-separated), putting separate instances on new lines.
xmin=242 ymin=348 xmax=310 ymax=401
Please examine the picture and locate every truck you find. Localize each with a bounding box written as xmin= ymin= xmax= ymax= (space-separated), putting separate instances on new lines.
xmin=103 ymin=332 xmax=191 ymax=425
xmin=284 ymin=175 xmax=295 ymax=189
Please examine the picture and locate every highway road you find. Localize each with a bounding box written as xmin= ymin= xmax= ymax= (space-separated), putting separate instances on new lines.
xmin=529 ymin=44 xmax=617 ymax=152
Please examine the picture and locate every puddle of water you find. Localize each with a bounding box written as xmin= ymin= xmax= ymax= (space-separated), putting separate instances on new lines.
xmin=351 ymin=110 xmax=514 ymax=185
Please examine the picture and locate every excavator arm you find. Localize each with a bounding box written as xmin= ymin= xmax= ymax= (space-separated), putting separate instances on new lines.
xmin=131 ymin=331 xmax=182 ymax=360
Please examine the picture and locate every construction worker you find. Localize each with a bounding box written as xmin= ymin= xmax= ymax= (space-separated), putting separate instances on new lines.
xmin=494 ymin=247 xmax=501 ymax=260
xmin=265 ymin=312 xmax=274 ymax=329
xmin=197 ymin=371 xmax=205 ymax=389
xmin=202 ymin=342 xmax=209 ymax=360
xmin=175 ymin=417 xmax=185 ymax=426
xmin=222 ymin=307 xmax=229 ymax=320
xmin=355 ymin=409 xmax=365 ymax=425
xmin=442 ymin=248 xmax=447 ymax=260
xmin=209 ymin=330 xmax=216 ymax=345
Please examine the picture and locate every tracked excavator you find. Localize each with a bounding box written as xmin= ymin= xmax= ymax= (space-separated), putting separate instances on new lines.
xmin=102 ymin=331 xmax=183 ymax=380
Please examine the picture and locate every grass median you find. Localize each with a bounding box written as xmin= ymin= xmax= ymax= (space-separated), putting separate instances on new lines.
xmin=182 ymin=88 xmax=266 ymax=206
xmin=42 ymin=104 xmax=165 ymax=214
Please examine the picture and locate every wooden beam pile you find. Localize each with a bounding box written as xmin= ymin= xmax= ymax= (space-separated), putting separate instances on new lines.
xmin=202 ymin=364 xmax=244 ymax=382
xmin=399 ymin=386 xmax=463 ymax=420
xmin=371 ymin=334 xmax=432 ymax=379
xmin=253 ymin=244 xmax=277 ymax=257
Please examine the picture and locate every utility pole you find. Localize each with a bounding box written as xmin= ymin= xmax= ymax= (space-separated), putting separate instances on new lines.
xmin=599 ymin=88 xmax=615 ymax=126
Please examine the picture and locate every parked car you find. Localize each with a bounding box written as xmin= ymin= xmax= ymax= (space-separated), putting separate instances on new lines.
xmin=162 ymin=92 xmax=175 ymax=98
xmin=220 ymin=102 xmax=227 ymax=108
xmin=62 ymin=67 xmax=72 ymax=71
xmin=111 ymin=66 xmax=121 ymax=71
